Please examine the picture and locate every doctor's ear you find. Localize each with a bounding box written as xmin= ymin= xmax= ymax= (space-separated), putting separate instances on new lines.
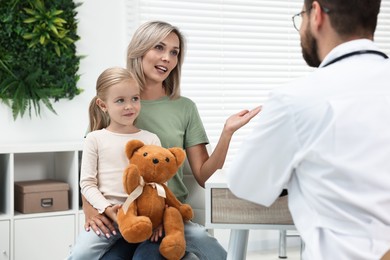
xmin=311 ymin=1 xmax=329 ymax=30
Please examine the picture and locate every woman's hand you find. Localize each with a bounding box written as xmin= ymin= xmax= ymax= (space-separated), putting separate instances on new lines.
xmin=189 ymin=106 xmax=261 ymax=187
xmin=82 ymin=195 xmax=117 ymax=238
xmin=224 ymin=106 xmax=261 ymax=135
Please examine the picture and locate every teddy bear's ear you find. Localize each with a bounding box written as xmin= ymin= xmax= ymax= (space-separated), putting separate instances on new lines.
xmin=125 ymin=140 xmax=145 ymax=159
xmin=168 ymin=147 xmax=186 ymax=167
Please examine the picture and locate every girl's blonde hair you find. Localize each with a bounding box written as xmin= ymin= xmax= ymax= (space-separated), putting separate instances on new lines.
xmin=126 ymin=21 xmax=186 ymax=99
xmin=88 ymin=67 xmax=137 ymax=131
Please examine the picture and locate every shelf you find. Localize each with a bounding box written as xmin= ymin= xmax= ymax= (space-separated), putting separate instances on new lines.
xmin=0 ymin=142 xmax=83 ymax=259
xmin=13 ymin=210 xmax=77 ymax=220
xmin=0 ymin=213 xmax=9 ymax=221
xmin=0 ymin=142 xmax=82 ymax=154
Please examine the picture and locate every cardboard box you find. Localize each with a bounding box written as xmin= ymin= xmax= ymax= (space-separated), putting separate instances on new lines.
xmin=14 ymin=179 xmax=69 ymax=214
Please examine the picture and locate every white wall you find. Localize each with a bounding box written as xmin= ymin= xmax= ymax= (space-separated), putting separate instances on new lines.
xmin=0 ymin=0 xmax=128 ymax=145
xmin=0 ymin=0 xmax=300 ymax=253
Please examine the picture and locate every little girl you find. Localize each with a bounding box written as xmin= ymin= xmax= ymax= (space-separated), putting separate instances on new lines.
xmin=68 ymin=67 xmax=161 ymax=259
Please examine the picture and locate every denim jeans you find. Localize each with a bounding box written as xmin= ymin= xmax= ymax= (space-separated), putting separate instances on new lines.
xmin=101 ymin=237 xmax=140 ymax=260
xmin=102 ymin=221 xmax=227 ymax=260
xmin=67 ymin=227 xmax=127 ymax=260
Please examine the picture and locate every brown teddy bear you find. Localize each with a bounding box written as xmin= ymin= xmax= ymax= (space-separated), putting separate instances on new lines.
xmin=117 ymin=139 xmax=194 ymax=260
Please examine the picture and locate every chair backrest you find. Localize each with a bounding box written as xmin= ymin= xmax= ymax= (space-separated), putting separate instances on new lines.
xmin=182 ymin=144 xmax=212 ymax=226
xmin=182 ymin=157 xmax=206 ymax=225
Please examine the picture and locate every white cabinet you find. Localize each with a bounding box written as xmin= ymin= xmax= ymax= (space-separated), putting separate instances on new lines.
xmin=0 ymin=221 xmax=10 ymax=260
xmin=0 ymin=143 xmax=83 ymax=260
xmin=14 ymin=215 xmax=75 ymax=260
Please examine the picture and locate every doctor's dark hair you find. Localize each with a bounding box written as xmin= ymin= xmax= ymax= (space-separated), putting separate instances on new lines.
xmin=304 ymin=0 xmax=381 ymax=37
xmin=126 ymin=21 xmax=186 ymax=99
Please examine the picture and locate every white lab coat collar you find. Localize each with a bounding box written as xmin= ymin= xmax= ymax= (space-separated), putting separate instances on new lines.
xmin=319 ymin=39 xmax=380 ymax=68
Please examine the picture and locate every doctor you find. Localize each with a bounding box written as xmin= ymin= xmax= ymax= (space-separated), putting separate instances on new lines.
xmin=227 ymin=0 xmax=390 ymax=259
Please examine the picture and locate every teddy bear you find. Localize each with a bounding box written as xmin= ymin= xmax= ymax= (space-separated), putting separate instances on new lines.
xmin=117 ymin=139 xmax=194 ymax=260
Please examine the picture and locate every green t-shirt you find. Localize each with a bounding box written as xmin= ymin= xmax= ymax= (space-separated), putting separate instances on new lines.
xmin=135 ymin=96 xmax=209 ymax=202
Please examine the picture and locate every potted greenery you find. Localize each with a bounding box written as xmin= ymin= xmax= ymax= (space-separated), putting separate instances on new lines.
xmin=0 ymin=0 xmax=82 ymax=119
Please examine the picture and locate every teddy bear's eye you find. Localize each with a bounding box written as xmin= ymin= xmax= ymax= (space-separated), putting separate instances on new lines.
xmin=143 ymin=152 xmax=148 ymax=157
xmin=165 ymin=158 xmax=170 ymax=163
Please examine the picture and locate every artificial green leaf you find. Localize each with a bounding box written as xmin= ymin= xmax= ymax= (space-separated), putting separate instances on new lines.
xmin=51 ymin=10 xmax=64 ymax=16
xmin=0 ymin=59 xmax=17 ymax=79
xmin=1 ymin=98 xmax=11 ymax=107
xmin=48 ymin=23 xmax=59 ymax=35
xmin=54 ymin=44 xmax=61 ymax=56
xmin=0 ymin=79 xmax=18 ymax=96
xmin=64 ymin=37 xmax=74 ymax=44
xmin=23 ymin=8 xmax=37 ymax=16
xmin=53 ymin=17 xmax=67 ymax=25
xmin=22 ymin=33 xmax=35 ymax=39
xmin=34 ymin=0 xmax=45 ymax=13
xmin=23 ymin=17 xmax=37 ymax=23
xmin=39 ymin=35 xmax=45 ymax=44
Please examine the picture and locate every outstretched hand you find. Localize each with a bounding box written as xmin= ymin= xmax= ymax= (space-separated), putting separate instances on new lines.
xmin=224 ymin=106 xmax=261 ymax=134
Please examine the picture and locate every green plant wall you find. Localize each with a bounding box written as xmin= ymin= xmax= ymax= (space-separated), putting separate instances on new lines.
xmin=0 ymin=0 xmax=82 ymax=119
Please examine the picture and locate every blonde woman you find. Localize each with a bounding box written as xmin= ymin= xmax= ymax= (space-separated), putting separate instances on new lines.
xmin=83 ymin=21 xmax=260 ymax=259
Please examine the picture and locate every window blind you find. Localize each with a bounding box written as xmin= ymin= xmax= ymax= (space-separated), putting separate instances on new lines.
xmin=126 ymin=0 xmax=390 ymax=168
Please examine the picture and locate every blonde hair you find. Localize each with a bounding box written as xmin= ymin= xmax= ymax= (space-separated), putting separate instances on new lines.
xmin=88 ymin=67 xmax=138 ymax=131
xmin=126 ymin=21 xmax=186 ymax=99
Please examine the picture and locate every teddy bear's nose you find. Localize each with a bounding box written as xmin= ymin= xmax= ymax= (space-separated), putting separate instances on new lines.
xmin=153 ymin=158 xmax=159 ymax=164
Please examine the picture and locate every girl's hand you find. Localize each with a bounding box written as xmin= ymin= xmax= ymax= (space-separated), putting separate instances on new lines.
xmin=150 ymin=204 xmax=167 ymax=242
xmin=150 ymin=224 xmax=164 ymax=242
xmin=104 ymin=204 xmax=121 ymax=223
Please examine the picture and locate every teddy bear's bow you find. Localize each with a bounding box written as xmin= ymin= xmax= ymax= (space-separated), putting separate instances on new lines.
xmin=122 ymin=176 xmax=166 ymax=214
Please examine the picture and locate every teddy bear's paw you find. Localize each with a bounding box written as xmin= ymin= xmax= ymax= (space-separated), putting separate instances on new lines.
xmin=120 ymin=217 xmax=153 ymax=243
xmin=159 ymin=235 xmax=186 ymax=260
xmin=179 ymin=204 xmax=194 ymax=221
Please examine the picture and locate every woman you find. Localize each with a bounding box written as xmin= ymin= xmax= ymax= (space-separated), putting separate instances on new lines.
xmin=83 ymin=21 xmax=260 ymax=259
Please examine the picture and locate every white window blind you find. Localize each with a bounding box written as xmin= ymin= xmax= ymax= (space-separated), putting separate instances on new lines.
xmin=126 ymin=0 xmax=390 ymax=168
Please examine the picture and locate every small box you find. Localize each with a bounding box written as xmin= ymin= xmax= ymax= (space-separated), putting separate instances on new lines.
xmin=14 ymin=179 xmax=70 ymax=214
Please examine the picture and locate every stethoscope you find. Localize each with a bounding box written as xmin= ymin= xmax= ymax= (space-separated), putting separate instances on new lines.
xmin=322 ymin=50 xmax=389 ymax=67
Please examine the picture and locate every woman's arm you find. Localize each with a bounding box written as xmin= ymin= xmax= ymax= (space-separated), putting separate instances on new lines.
xmin=188 ymin=106 xmax=261 ymax=187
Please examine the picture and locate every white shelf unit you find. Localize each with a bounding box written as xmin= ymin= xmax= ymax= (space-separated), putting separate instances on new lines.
xmin=0 ymin=143 xmax=83 ymax=260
